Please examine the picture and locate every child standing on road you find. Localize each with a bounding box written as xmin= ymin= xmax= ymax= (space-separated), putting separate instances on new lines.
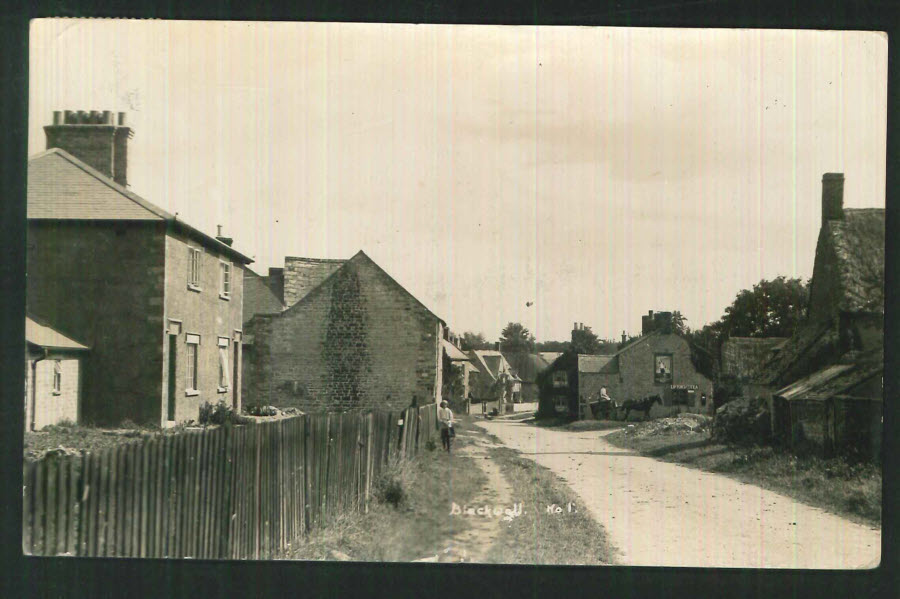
xmin=438 ymin=400 xmax=454 ymax=453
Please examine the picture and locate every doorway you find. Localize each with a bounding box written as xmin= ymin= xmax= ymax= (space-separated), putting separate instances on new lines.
xmin=167 ymin=334 xmax=177 ymax=421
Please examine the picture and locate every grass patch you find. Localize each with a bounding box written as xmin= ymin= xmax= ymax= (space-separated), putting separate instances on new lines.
xmin=483 ymin=446 xmax=616 ymax=565
xmin=278 ymin=425 xmax=487 ymax=562
xmin=605 ymin=429 xmax=881 ymax=527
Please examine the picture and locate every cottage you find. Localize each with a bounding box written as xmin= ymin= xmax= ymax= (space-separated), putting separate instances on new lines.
xmin=502 ymin=352 xmax=551 ymax=402
xmin=540 ymin=315 xmax=713 ymax=420
xmin=761 ymin=174 xmax=884 ymax=458
xmin=24 ymin=316 xmax=89 ymax=431
xmin=243 ymin=250 xmax=446 ymax=413
xmin=27 ymin=110 xmax=252 ymax=427
xmin=441 ymin=338 xmax=478 ymax=414
xmin=720 ymin=336 xmax=788 ymax=407
xmin=466 ymin=349 xmax=521 ymax=411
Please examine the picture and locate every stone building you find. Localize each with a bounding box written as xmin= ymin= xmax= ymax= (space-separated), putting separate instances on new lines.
xmin=27 ymin=110 xmax=252 ymax=427
xmin=24 ymin=316 xmax=89 ymax=431
xmin=760 ymin=174 xmax=884 ymax=458
xmin=539 ymin=313 xmax=713 ymax=419
xmin=243 ymin=250 xmax=446 ymax=413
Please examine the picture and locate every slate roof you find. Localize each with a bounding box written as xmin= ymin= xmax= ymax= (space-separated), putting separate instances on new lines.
xmin=720 ymin=337 xmax=789 ymax=380
xmin=824 ymin=208 xmax=885 ymax=314
xmin=773 ymin=359 xmax=881 ymax=402
xmin=28 ymin=148 xmax=253 ymax=264
xmin=26 ymin=316 xmax=88 ymax=351
xmin=539 ymin=351 xmax=564 ymax=364
xmin=242 ymin=269 xmax=286 ymax=324
xmin=577 ymin=354 xmax=617 ymax=374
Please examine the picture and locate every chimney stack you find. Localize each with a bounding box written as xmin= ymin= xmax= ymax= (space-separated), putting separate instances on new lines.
xmin=215 ymin=225 xmax=234 ymax=247
xmin=621 ymin=331 xmax=627 ymax=344
xmin=44 ymin=110 xmax=132 ymax=187
xmin=822 ymin=173 xmax=845 ymax=223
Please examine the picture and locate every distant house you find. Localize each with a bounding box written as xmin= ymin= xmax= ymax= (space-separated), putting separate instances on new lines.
xmin=243 ymin=250 xmax=447 ymax=413
xmin=760 ymin=174 xmax=884 ymax=458
xmin=25 ymin=316 xmax=89 ymax=431
xmin=501 ymin=352 xmax=551 ymax=402
xmin=441 ymin=338 xmax=478 ymax=414
xmin=27 ymin=110 xmax=252 ymax=427
xmin=540 ymin=313 xmax=713 ymax=419
xmin=467 ymin=349 xmax=522 ymax=409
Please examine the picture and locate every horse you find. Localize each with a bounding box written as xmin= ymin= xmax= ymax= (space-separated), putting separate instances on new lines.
xmin=619 ymin=395 xmax=662 ymax=421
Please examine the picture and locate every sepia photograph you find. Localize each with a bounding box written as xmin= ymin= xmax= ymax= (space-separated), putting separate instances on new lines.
xmin=22 ymin=18 xmax=884 ymax=570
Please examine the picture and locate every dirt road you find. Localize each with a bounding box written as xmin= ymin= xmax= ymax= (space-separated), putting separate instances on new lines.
xmin=479 ymin=419 xmax=881 ymax=569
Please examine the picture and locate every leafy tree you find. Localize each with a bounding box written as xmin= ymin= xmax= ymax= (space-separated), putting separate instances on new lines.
xmin=536 ymin=340 xmax=571 ymax=352
xmin=570 ymin=325 xmax=602 ymax=354
xmin=499 ymin=322 xmax=536 ymax=353
xmin=460 ymin=331 xmax=491 ymax=351
xmin=719 ymin=276 xmax=808 ymax=338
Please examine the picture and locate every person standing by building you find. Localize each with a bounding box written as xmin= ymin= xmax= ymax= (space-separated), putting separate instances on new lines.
xmin=438 ymin=400 xmax=454 ymax=453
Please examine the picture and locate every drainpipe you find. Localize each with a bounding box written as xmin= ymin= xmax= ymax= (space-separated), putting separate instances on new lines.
xmin=31 ymin=348 xmax=49 ymax=432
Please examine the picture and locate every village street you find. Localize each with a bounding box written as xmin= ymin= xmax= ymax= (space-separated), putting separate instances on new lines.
xmin=478 ymin=419 xmax=881 ymax=569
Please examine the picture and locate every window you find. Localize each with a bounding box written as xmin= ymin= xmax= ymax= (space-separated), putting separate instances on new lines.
xmin=220 ymin=261 xmax=231 ymax=299
xmin=552 ymin=371 xmax=568 ymax=388
xmin=185 ymin=334 xmax=200 ymax=394
xmin=188 ymin=248 xmax=202 ymax=289
xmin=52 ymin=360 xmax=62 ymax=394
xmin=217 ymin=337 xmax=230 ymax=392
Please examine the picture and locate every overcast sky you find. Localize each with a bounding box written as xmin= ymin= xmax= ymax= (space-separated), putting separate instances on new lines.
xmin=28 ymin=20 xmax=887 ymax=342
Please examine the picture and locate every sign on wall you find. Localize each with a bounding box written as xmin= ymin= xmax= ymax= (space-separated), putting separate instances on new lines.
xmin=654 ymin=354 xmax=673 ymax=384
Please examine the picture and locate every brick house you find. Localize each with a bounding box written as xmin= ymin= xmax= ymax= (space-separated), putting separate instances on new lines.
xmin=27 ymin=110 xmax=253 ymax=427
xmin=243 ymin=250 xmax=446 ymax=413
xmin=759 ymin=174 xmax=884 ymax=458
xmin=539 ymin=313 xmax=713 ymax=419
xmin=24 ymin=316 xmax=89 ymax=431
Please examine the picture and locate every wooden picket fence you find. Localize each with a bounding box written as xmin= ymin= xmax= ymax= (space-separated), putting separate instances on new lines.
xmin=22 ymin=404 xmax=438 ymax=558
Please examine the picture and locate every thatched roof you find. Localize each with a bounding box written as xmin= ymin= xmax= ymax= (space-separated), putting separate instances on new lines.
xmin=825 ymin=208 xmax=885 ymax=314
xmin=721 ymin=336 xmax=789 ymax=380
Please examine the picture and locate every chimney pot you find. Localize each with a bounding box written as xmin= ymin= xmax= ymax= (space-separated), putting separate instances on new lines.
xmin=90 ymin=110 xmax=101 ymax=123
xmin=52 ymin=111 xmax=62 ymax=125
xmin=217 ymin=225 xmax=223 ymax=237
xmin=76 ymin=110 xmax=88 ymax=123
xmin=822 ymin=173 xmax=845 ymax=222
xmin=117 ymin=112 xmax=126 ymax=126
xmin=102 ymin=110 xmax=113 ymax=124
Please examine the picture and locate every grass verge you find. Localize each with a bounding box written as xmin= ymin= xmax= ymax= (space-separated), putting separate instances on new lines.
xmin=605 ymin=428 xmax=881 ymax=527
xmin=277 ymin=426 xmax=487 ymax=562
xmin=483 ymin=445 xmax=617 ymax=565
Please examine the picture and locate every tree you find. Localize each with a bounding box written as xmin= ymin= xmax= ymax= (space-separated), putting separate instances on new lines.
xmin=499 ymin=322 xmax=535 ymax=353
xmin=536 ymin=340 xmax=571 ymax=352
xmin=460 ymin=332 xmax=491 ymax=351
xmin=684 ymin=276 xmax=810 ymax=380
xmin=570 ymin=325 xmax=602 ymax=354
xmin=719 ymin=276 xmax=809 ymax=338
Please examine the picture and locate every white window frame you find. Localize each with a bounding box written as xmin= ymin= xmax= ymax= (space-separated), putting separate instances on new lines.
xmin=185 ymin=334 xmax=200 ymax=396
xmin=217 ymin=337 xmax=230 ymax=392
xmin=52 ymin=360 xmax=62 ymax=395
xmin=188 ymin=247 xmax=202 ymax=291
xmin=219 ymin=261 xmax=232 ymax=300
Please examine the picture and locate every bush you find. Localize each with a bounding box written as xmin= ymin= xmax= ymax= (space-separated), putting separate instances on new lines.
xmin=712 ymin=397 xmax=770 ymax=445
xmin=246 ymin=404 xmax=280 ymax=417
xmin=373 ymin=458 xmax=416 ymax=509
xmin=425 ymin=439 xmax=437 ymax=452
xmin=199 ymin=400 xmax=250 ymax=427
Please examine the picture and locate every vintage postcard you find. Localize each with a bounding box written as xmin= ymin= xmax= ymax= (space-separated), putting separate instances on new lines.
xmin=23 ymin=19 xmax=884 ymax=568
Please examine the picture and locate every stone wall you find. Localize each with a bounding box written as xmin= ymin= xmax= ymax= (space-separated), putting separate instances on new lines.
xmin=163 ymin=228 xmax=245 ymax=424
xmin=244 ymin=255 xmax=441 ymax=413
xmin=27 ymin=221 xmax=166 ymax=425
xmin=25 ymin=354 xmax=81 ymax=430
